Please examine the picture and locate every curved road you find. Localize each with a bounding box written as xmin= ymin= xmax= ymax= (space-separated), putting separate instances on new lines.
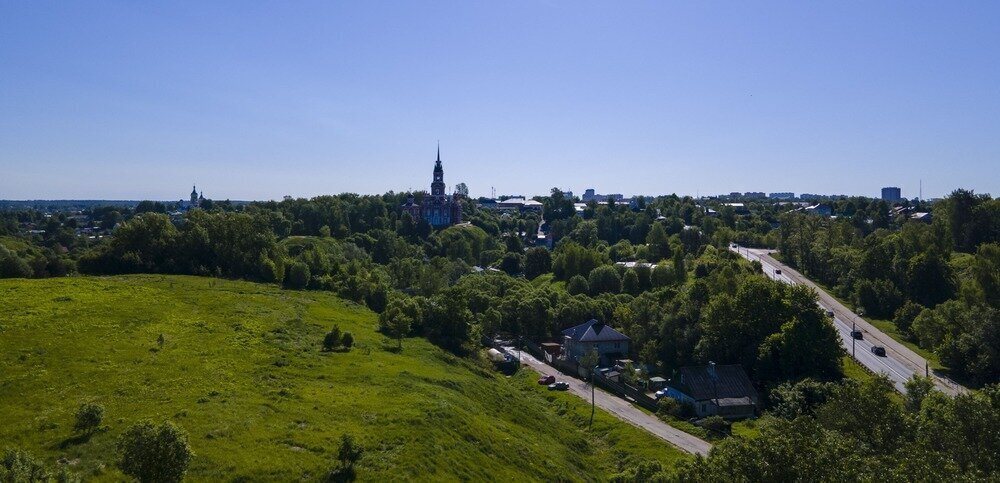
xmin=506 ymin=348 xmax=712 ymax=456
xmin=733 ymin=246 xmax=966 ymax=396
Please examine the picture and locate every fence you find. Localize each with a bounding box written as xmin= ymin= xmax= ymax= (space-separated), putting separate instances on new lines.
xmin=522 ymin=339 xmax=545 ymax=360
xmin=593 ymin=371 xmax=659 ymax=411
xmin=491 ymin=337 xmax=659 ymax=412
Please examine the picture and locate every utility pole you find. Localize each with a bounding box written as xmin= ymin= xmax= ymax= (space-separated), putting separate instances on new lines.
xmin=589 ymin=365 xmax=598 ymax=429
xmin=516 ymin=336 xmax=521 ymax=372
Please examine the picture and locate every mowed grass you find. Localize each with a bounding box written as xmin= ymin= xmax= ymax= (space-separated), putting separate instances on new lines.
xmin=0 ymin=275 xmax=685 ymax=481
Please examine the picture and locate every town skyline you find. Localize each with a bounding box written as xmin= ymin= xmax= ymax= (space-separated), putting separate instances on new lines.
xmin=3 ymin=2 xmax=999 ymax=200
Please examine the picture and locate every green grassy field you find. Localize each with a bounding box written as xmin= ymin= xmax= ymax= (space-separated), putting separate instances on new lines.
xmin=0 ymin=275 xmax=685 ymax=481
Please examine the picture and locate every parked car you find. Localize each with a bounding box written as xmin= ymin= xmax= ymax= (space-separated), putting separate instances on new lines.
xmin=537 ymin=375 xmax=555 ymax=385
xmin=548 ymin=381 xmax=570 ymax=391
xmin=871 ymin=345 xmax=886 ymax=357
xmin=851 ymin=330 xmax=863 ymax=340
xmin=654 ymin=389 xmax=668 ymax=399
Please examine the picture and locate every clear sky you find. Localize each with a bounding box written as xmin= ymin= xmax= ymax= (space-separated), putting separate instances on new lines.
xmin=2 ymin=1 xmax=998 ymax=201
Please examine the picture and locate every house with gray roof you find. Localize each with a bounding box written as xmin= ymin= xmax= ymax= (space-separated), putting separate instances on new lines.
xmin=561 ymin=319 xmax=630 ymax=367
xmin=665 ymin=363 xmax=759 ymax=419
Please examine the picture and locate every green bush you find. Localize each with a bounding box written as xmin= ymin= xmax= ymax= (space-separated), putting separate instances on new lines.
xmin=324 ymin=326 xmax=343 ymax=351
xmin=700 ymin=415 xmax=730 ymax=436
xmin=117 ymin=421 xmax=193 ymax=483
xmin=285 ymin=261 xmax=311 ymax=290
xmin=656 ymin=397 xmax=682 ymax=418
xmin=74 ymin=402 xmax=104 ymax=434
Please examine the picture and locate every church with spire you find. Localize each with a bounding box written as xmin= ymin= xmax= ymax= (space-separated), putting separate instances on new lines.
xmin=189 ymin=185 xmax=205 ymax=209
xmin=401 ymin=146 xmax=464 ymax=227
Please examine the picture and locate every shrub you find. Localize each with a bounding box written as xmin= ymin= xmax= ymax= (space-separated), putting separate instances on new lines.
xmin=323 ymin=326 xmax=343 ymax=351
xmin=74 ymin=402 xmax=104 ymax=434
xmin=117 ymin=421 xmax=193 ymax=483
xmin=700 ymin=415 xmax=730 ymax=436
xmin=0 ymin=245 xmax=33 ymax=278
xmin=1 ymin=448 xmax=49 ymax=481
xmin=341 ymin=332 xmax=354 ymax=349
xmin=656 ymin=397 xmax=683 ymax=418
xmin=285 ymin=261 xmax=310 ymax=290
xmin=326 ymin=434 xmax=364 ymax=482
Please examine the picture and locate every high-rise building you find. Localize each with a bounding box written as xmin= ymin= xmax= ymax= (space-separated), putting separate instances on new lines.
xmin=881 ymin=187 xmax=902 ymax=202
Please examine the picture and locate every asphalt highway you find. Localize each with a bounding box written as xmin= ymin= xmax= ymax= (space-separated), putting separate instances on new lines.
xmin=731 ymin=246 xmax=966 ymax=395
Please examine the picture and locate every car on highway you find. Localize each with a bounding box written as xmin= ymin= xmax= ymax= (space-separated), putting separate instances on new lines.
xmin=851 ymin=330 xmax=863 ymax=340
xmin=537 ymin=375 xmax=555 ymax=385
xmin=548 ymin=381 xmax=569 ymax=391
xmin=871 ymin=345 xmax=886 ymax=357
xmin=774 ymin=269 xmax=782 ymax=275
xmin=826 ymin=310 xmax=835 ymax=317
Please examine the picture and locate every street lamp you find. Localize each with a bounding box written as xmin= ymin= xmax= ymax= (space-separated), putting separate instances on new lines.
xmin=852 ymin=309 xmax=864 ymax=358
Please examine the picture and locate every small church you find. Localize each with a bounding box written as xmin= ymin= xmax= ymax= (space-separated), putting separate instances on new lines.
xmin=189 ymin=185 xmax=205 ymax=209
xmin=402 ymin=146 xmax=464 ymax=227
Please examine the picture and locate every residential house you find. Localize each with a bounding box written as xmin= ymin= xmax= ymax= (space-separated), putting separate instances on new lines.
xmin=804 ymin=203 xmax=832 ymax=216
xmin=665 ymin=363 xmax=759 ymax=419
xmin=561 ymin=319 xmax=630 ymax=367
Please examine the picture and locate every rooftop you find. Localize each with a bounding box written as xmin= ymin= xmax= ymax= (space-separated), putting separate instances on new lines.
xmin=562 ymin=319 xmax=630 ymax=343
xmin=671 ymin=364 xmax=758 ymax=403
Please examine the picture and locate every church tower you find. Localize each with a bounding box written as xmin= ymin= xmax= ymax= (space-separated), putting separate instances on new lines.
xmin=190 ymin=185 xmax=198 ymax=207
xmin=431 ymin=145 xmax=445 ymax=196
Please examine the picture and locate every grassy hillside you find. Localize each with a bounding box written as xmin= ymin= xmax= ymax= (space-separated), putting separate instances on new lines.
xmin=0 ymin=275 xmax=685 ymax=481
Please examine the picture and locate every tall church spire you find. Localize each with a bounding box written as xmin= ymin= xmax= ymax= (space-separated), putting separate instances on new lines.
xmin=431 ymin=143 xmax=445 ymax=196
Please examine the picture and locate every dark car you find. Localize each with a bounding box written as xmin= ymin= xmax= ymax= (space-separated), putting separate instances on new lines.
xmin=871 ymin=346 xmax=886 ymax=357
xmin=548 ymin=381 xmax=570 ymax=391
xmin=537 ymin=375 xmax=555 ymax=385
xmin=851 ymin=330 xmax=863 ymax=340
xmin=774 ymin=269 xmax=782 ymax=275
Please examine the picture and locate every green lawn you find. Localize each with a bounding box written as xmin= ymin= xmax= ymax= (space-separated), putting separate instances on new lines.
xmin=0 ymin=275 xmax=685 ymax=481
xmin=730 ymin=419 xmax=760 ymax=439
xmin=842 ymin=356 xmax=876 ymax=384
xmin=529 ymin=273 xmax=567 ymax=292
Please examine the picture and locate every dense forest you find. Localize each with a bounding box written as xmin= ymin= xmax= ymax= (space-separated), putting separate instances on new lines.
xmin=3 ymin=188 xmax=999 ymax=479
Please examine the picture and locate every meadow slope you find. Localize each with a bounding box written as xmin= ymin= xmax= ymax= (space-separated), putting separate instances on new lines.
xmin=0 ymin=275 xmax=685 ymax=481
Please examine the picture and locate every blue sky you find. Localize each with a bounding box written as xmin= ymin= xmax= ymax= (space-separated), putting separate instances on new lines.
xmin=2 ymin=1 xmax=998 ymax=200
